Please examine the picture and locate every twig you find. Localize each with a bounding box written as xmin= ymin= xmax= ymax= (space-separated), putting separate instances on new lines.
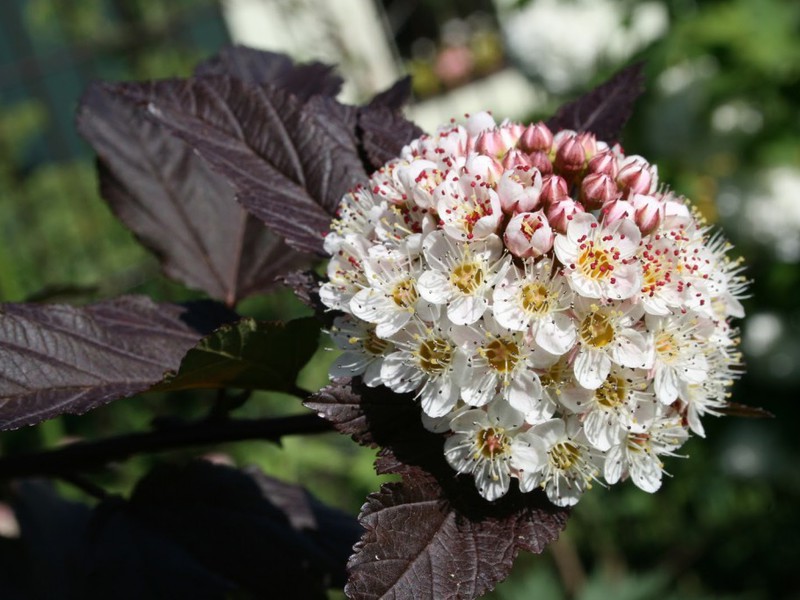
xmin=550 ymin=535 xmax=587 ymax=599
xmin=0 ymin=413 xmax=332 ymax=480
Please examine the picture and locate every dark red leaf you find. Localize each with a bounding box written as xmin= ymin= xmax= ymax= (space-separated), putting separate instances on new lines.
xmin=546 ymin=62 xmax=646 ymax=143
xmin=346 ymin=472 xmax=569 ymax=600
xmin=0 ymin=296 xmax=235 ymax=430
xmin=77 ymin=83 xmax=310 ymax=305
xmin=195 ymin=45 xmax=343 ymax=100
xmin=367 ymin=76 xmax=414 ymax=111
xmin=107 ymin=76 xmax=368 ymax=255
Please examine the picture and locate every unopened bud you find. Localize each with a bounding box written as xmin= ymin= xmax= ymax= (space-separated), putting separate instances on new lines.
xmin=631 ymin=193 xmax=663 ymax=235
xmin=617 ymin=155 xmax=656 ymax=195
xmin=502 ymin=149 xmax=532 ymax=170
xmin=539 ymin=174 xmax=569 ymax=206
xmin=581 ymin=173 xmax=619 ymax=210
xmin=601 ymin=198 xmax=635 ymax=225
xmin=547 ymin=198 xmax=584 ymax=233
xmin=554 ymin=135 xmax=587 ymax=180
xmin=588 ymin=150 xmax=619 ymax=178
xmin=576 ymin=132 xmax=598 ymax=159
xmin=518 ymin=122 xmax=554 ymax=153
xmin=527 ymin=150 xmax=553 ymax=175
xmin=504 ymin=211 xmax=554 ymax=258
xmin=475 ymin=130 xmax=511 ymax=158
xmin=497 ymin=168 xmax=542 ymax=214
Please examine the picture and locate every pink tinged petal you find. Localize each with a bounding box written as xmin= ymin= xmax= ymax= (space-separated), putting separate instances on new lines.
xmin=603 ymin=444 xmax=625 ymax=485
xmin=465 ymin=111 xmax=497 ymax=136
xmin=568 ymin=272 xmax=604 ymax=299
xmin=610 ymin=329 xmax=651 ymax=369
xmin=654 ymin=365 xmax=681 ymax=404
xmin=583 ymin=409 xmax=621 ymax=452
xmin=553 ymin=233 xmax=578 ymax=264
xmin=574 ymin=348 xmax=611 ymax=390
xmin=417 ymin=270 xmax=451 ymax=304
xmin=380 ymin=353 xmax=422 ymax=394
xmin=566 ymin=212 xmax=598 ymax=245
xmin=507 ymin=370 xmax=543 ymax=414
xmin=447 ymin=294 xmax=488 ymax=325
xmin=535 ymin=313 xmax=577 ymax=355
xmin=610 ymin=218 xmax=642 ymax=258
xmin=419 ymin=377 xmax=459 ymax=418
xmin=606 ymin=263 xmax=641 ymax=300
xmin=472 ymin=212 xmax=502 ymax=240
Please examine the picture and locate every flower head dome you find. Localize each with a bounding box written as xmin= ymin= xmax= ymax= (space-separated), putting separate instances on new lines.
xmin=321 ymin=112 xmax=747 ymax=506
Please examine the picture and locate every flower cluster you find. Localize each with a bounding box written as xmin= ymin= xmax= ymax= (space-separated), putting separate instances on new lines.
xmin=321 ymin=112 xmax=746 ymax=506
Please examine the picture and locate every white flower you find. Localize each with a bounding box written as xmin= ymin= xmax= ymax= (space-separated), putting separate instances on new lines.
xmin=492 ymin=257 xmax=576 ymax=355
xmin=559 ymin=367 xmax=657 ymax=451
xmin=519 ymin=417 xmax=602 ymax=506
xmin=554 ymin=212 xmax=642 ymax=300
xmin=646 ymin=313 xmax=713 ymax=404
xmin=328 ymin=316 xmax=393 ymax=386
xmin=435 ymin=169 xmax=503 ymax=241
xmin=453 ymin=315 xmax=547 ymax=413
xmin=417 ymin=231 xmax=509 ymax=325
xmin=380 ymin=318 xmax=468 ymax=418
xmin=319 ymin=234 xmax=370 ymax=311
xmin=350 ymin=247 xmax=436 ymax=338
xmin=571 ymin=298 xmax=652 ymax=389
xmin=444 ymin=400 xmax=547 ymax=501
xmin=604 ymin=412 xmax=689 ymax=492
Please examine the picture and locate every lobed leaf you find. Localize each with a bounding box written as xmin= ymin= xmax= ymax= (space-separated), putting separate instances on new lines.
xmin=154 ymin=317 xmax=320 ymax=393
xmin=0 ymin=296 xmax=235 ymax=430
xmin=77 ymin=83 xmax=310 ymax=306
xmin=546 ymin=62 xmax=646 ymax=143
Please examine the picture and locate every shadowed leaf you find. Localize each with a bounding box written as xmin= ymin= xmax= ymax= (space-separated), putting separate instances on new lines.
xmin=107 ymin=76 xmax=368 ymax=255
xmin=546 ymin=62 xmax=646 ymax=143
xmin=195 ymin=45 xmax=343 ymax=100
xmin=154 ymin=317 xmax=320 ymax=392
xmin=0 ymin=296 xmax=236 ymax=430
xmin=77 ymin=83 xmax=310 ymax=306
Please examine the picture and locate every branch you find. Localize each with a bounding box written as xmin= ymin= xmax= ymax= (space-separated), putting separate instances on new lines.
xmin=0 ymin=413 xmax=333 ymax=480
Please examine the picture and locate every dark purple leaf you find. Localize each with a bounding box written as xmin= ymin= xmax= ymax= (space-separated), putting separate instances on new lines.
xmin=107 ymin=76 xmax=368 ymax=255
xmin=309 ymin=378 xmax=571 ymax=599
xmin=195 ymin=45 xmax=343 ymax=100
xmin=367 ymin=76 xmax=414 ymax=111
xmin=0 ymin=296 xmax=235 ymax=430
xmin=77 ymin=83 xmax=310 ymax=305
xmin=346 ymin=472 xmax=569 ymax=600
xmin=129 ymin=461 xmax=361 ymax=596
xmin=280 ymin=270 xmax=326 ymax=314
xmin=546 ymin=62 xmax=646 ymax=143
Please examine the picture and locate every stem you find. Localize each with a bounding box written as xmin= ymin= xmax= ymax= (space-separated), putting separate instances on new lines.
xmin=0 ymin=413 xmax=333 ymax=480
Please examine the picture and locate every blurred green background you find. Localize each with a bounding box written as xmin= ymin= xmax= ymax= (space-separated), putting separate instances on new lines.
xmin=0 ymin=0 xmax=798 ymax=598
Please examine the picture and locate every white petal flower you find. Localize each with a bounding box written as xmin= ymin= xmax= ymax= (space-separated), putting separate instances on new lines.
xmin=554 ymin=212 xmax=642 ymax=300
xmin=329 ymin=316 xmax=393 ymax=386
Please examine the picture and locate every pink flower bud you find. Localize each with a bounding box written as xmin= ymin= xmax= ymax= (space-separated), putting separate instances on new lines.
xmin=546 ymin=198 xmax=584 ymax=233
xmin=518 ymin=122 xmax=553 ymax=153
xmin=527 ymin=150 xmax=553 ymax=175
xmin=631 ymin=193 xmax=663 ymax=235
xmin=539 ymin=174 xmax=569 ymax=206
xmin=554 ymin=135 xmax=587 ymax=180
xmin=497 ymin=167 xmax=542 ymax=214
xmin=617 ymin=155 xmax=656 ymax=195
xmin=504 ymin=211 xmax=554 ymax=258
xmin=601 ymin=198 xmax=635 ymax=225
xmin=588 ymin=150 xmax=619 ymax=178
xmin=581 ymin=173 xmax=620 ymax=210
xmin=475 ymin=130 xmax=511 ymax=158
xmin=576 ymin=132 xmax=598 ymax=159
xmin=502 ymin=149 xmax=532 ymax=170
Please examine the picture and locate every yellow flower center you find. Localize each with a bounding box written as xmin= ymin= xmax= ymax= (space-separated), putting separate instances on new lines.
xmin=577 ymin=245 xmax=613 ymax=280
xmin=548 ymin=441 xmax=581 ymax=470
xmin=362 ymin=329 xmax=390 ymax=355
xmin=391 ymin=279 xmax=418 ymax=308
xmin=595 ymin=374 xmax=627 ymax=408
xmin=476 ymin=427 xmax=509 ymax=459
xmin=482 ymin=338 xmax=520 ymax=374
xmin=579 ymin=311 xmax=615 ymax=348
xmin=450 ymin=261 xmax=484 ymax=294
xmin=417 ymin=337 xmax=453 ymax=375
xmin=655 ymin=331 xmax=679 ymax=364
xmin=521 ymin=283 xmax=551 ymax=315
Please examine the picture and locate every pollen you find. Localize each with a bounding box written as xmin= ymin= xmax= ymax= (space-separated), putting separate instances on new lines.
xmin=391 ymin=279 xmax=418 ymax=308
xmin=482 ymin=338 xmax=520 ymax=374
xmin=548 ymin=441 xmax=581 ymax=470
xmin=579 ymin=311 xmax=615 ymax=348
xmin=450 ymin=261 xmax=484 ymax=294
xmin=417 ymin=337 xmax=454 ymax=374
xmin=476 ymin=427 xmax=509 ymax=459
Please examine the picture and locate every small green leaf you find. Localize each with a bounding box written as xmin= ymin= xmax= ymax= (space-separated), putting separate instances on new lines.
xmin=155 ymin=317 xmax=320 ymax=393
